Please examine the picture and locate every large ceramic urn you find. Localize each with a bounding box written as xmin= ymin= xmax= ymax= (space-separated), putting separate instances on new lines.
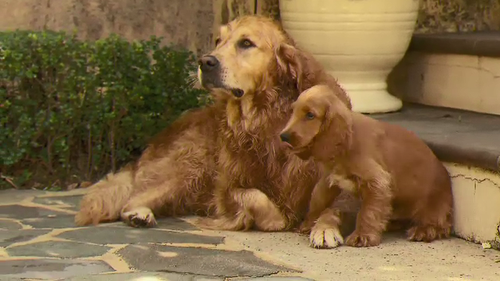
xmin=279 ymin=0 xmax=420 ymax=113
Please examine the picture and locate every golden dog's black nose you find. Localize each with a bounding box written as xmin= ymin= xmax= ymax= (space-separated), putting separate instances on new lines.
xmin=280 ymin=133 xmax=291 ymax=143
xmin=198 ymin=55 xmax=219 ymax=72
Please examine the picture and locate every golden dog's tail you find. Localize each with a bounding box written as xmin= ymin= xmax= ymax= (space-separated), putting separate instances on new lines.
xmin=75 ymin=166 xmax=134 ymax=226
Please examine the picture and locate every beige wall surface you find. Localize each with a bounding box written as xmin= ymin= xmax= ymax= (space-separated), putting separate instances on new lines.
xmin=389 ymin=52 xmax=500 ymax=115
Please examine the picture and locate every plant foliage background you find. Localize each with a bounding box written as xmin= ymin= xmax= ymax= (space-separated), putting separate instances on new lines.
xmin=0 ymin=30 xmax=207 ymax=190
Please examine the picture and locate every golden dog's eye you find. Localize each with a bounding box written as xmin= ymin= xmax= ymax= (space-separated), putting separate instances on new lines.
xmin=215 ymin=38 xmax=221 ymax=46
xmin=305 ymin=112 xmax=315 ymax=120
xmin=238 ymin=38 xmax=255 ymax=49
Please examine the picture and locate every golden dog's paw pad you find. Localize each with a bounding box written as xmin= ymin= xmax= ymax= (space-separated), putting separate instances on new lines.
xmin=345 ymin=231 xmax=381 ymax=247
xmin=122 ymin=208 xmax=157 ymax=228
xmin=309 ymin=226 xmax=344 ymax=249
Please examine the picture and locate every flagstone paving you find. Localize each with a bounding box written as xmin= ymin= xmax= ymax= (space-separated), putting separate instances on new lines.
xmin=0 ymin=188 xmax=499 ymax=281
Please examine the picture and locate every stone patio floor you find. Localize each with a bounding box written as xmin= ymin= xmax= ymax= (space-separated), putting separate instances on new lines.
xmin=0 ymin=188 xmax=499 ymax=281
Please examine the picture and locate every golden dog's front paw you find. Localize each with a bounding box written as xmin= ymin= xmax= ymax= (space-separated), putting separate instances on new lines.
xmin=309 ymin=224 xmax=344 ymax=249
xmin=121 ymin=207 xmax=157 ymax=228
xmin=345 ymin=231 xmax=381 ymax=247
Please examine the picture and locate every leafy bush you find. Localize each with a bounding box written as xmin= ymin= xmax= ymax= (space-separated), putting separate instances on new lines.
xmin=0 ymin=30 xmax=207 ymax=190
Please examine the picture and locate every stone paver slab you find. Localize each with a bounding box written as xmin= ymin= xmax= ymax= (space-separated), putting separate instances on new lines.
xmin=65 ymin=272 xmax=223 ymax=281
xmin=7 ymin=240 xmax=111 ymax=258
xmin=0 ymin=189 xmax=46 ymax=204
xmin=33 ymin=195 xmax=83 ymax=211
xmin=0 ymin=229 xmax=50 ymax=247
xmin=117 ymin=244 xmax=291 ymax=278
xmin=22 ymin=214 xmax=77 ymax=229
xmin=57 ymin=226 xmax=223 ymax=245
xmin=0 ymin=205 xmax=67 ymax=220
xmin=0 ymin=259 xmax=114 ymax=279
xmin=0 ymin=219 xmax=23 ymax=230
xmin=107 ymin=217 xmax=199 ymax=231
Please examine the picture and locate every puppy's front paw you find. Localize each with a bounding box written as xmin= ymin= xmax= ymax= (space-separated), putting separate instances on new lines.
xmin=309 ymin=224 xmax=344 ymax=249
xmin=122 ymin=207 xmax=157 ymax=228
xmin=407 ymin=225 xmax=450 ymax=242
xmin=345 ymin=231 xmax=381 ymax=247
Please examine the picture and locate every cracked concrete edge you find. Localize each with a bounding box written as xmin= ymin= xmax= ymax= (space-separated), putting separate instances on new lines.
xmin=449 ymin=174 xmax=500 ymax=189
xmin=444 ymin=162 xmax=500 ymax=249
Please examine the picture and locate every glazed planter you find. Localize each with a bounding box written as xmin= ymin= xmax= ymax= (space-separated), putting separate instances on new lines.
xmin=279 ymin=0 xmax=420 ymax=113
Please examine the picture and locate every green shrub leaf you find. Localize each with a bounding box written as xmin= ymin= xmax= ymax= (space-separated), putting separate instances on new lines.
xmin=0 ymin=30 xmax=207 ymax=190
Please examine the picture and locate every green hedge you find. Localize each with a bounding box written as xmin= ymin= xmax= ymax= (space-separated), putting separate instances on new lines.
xmin=0 ymin=30 xmax=207 ymax=190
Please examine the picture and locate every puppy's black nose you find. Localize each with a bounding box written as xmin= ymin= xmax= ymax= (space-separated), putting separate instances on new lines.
xmin=280 ymin=133 xmax=291 ymax=143
xmin=198 ymin=55 xmax=219 ymax=72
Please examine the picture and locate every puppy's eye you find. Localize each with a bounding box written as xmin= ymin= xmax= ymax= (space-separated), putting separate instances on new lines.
xmin=215 ymin=38 xmax=221 ymax=46
xmin=305 ymin=112 xmax=315 ymax=120
xmin=238 ymin=38 xmax=255 ymax=49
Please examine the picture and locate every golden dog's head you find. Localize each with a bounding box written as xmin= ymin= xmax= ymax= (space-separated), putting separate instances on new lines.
xmin=280 ymin=85 xmax=353 ymax=160
xmin=198 ymin=16 xmax=316 ymax=99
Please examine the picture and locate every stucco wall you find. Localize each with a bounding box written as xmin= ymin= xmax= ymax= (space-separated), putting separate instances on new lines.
xmin=0 ymin=0 xmax=214 ymax=56
xmin=0 ymin=0 xmax=279 ymax=56
xmin=417 ymin=0 xmax=500 ymax=33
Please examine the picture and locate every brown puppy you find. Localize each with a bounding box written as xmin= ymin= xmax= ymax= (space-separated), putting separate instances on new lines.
xmin=280 ymin=85 xmax=453 ymax=248
xmin=75 ymin=16 xmax=352 ymax=232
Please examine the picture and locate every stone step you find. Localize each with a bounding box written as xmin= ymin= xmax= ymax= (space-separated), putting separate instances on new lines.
xmin=372 ymin=103 xmax=500 ymax=248
xmin=389 ymin=32 xmax=500 ymax=116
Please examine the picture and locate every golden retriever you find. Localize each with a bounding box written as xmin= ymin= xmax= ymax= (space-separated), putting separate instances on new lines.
xmin=280 ymin=85 xmax=453 ymax=247
xmin=75 ymin=16 xmax=352 ymax=231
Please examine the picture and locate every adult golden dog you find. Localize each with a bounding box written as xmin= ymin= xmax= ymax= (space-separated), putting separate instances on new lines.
xmin=280 ymin=85 xmax=453 ymax=248
xmin=75 ymin=16 xmax=351 ymax=231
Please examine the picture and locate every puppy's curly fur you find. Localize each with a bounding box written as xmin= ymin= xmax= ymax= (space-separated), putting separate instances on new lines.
xmin=75 ymin=16 xmax=352 ymax=231
xmin=281 ymin=85 xmax=453 ymax=247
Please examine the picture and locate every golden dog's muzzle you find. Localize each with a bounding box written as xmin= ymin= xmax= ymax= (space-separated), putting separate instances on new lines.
xmin=197 ymin=55 xmax=244 ymax=98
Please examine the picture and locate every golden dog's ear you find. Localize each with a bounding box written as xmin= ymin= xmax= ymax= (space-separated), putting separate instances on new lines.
xmin=276 ymin=43 xmax=319 ymax=93
xmin=312 ymin=98 xmax=353 ymax=159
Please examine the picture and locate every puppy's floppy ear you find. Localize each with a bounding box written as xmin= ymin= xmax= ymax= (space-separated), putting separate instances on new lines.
xmin=312 ymin=96 xmax=353 ymax=159
xmin=276 ymin=43 xmax=318 ymax=92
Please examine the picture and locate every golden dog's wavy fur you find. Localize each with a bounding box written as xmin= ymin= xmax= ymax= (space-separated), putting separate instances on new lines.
xmin=281 ymin=85 xmax=453 ymax=248
xmin=75 ymin=16 xmax=351 ymax=231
